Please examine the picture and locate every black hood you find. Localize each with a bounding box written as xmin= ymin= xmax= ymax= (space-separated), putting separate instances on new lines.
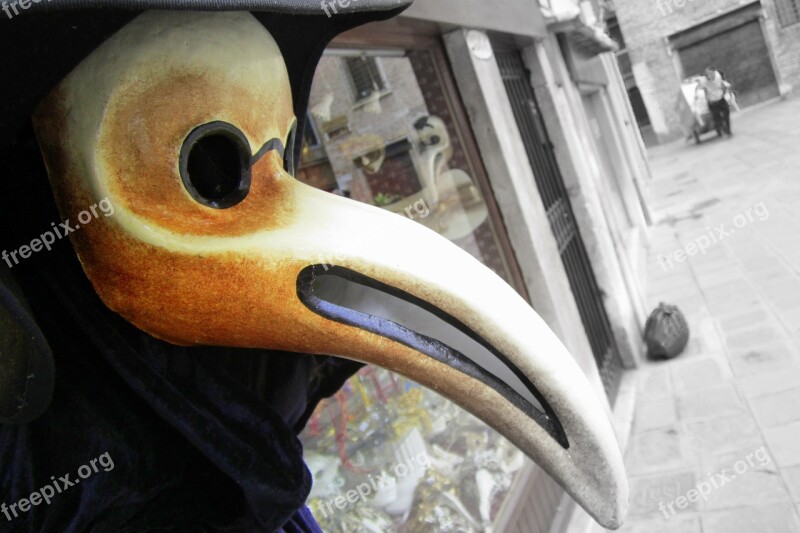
xmin=0 ymin=3 xmax=413 ymax=531
xmin=0 ymin=0 xmax=412 ymax=162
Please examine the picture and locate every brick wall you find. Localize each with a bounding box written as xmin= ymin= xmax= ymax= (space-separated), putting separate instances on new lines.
xmin=613 ymin=0 xmax=800 ymax=140
xmin=762 ymin=1 xmax=800 ymax=91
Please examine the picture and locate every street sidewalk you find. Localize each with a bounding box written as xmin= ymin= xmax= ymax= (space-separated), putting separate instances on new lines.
xmin=615 ymin=95 xmax=800 ymax=533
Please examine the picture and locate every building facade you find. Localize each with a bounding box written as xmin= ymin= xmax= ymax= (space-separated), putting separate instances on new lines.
xmin=297 ymin=0 xmax=652 ymax=531
xmin=611 ymin=0 xmax=800 ymax=142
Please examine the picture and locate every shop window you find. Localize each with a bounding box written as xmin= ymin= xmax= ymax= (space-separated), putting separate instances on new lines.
xmin=775 ymin=0 xmax=800 ymax=27
xmin=298 ymin=45 xmax=529 ymax=532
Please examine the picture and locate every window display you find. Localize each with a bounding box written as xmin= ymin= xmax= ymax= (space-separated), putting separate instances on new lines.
xmin=302 ymin=370 xmax=526 ymax=532
xmin=299 ymin=48 xmax=528 ymax=532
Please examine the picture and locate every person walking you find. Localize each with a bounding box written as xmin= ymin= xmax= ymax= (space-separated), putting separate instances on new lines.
xmin=697 ymin=66 xmax=732 ymax=136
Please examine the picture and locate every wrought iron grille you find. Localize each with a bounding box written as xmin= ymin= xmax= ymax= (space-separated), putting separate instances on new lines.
xmin=496 ymin=50 xmax=623 ymax=400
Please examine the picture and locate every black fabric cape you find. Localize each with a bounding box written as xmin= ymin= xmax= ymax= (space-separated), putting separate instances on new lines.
xmin=0 ymin=128 xmax=364 ymax=531
xmin=0 ymin=4 xmax=411 ymax=530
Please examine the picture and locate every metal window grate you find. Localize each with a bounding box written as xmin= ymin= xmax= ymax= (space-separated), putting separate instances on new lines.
xmin=775 ymin=0 xmax=800 ymax=27
xmin=496 ymin=50 xmax=623 ymax=401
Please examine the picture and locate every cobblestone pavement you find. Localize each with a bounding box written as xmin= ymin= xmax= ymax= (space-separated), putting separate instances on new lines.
xmin=615 ymin=96 xmax=800 ymax=533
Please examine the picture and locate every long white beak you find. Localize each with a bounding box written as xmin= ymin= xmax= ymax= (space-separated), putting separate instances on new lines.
xmin=268 ymin=181 xmax=628 ymax=528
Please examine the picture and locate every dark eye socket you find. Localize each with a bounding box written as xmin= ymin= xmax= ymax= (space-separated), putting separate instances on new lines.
xmin=180 ymin=122 xmax=251 ymax=209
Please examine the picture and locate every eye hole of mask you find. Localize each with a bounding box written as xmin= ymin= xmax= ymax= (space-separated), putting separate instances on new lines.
xmin=180 ymin=122 xmax=252 ymax=209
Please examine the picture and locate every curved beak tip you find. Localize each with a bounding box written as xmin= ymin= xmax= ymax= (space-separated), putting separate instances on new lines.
xmin=593 ymin=486 xmax=629 ymax=530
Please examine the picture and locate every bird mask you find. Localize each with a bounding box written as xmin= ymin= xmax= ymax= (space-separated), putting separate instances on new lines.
xmin=29 ymin=7 xmax=627 ymax=529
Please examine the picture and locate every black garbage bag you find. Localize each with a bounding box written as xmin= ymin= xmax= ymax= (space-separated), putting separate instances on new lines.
xmin=644 ymin=303 xmax=690 ymax=360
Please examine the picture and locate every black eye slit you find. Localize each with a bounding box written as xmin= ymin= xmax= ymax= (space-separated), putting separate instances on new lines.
xmin=283 ymin=120 xmax=297 ymax=176
xmin=296 ymin=265 xmax=569 ymax=450
xmin=180 ymin=122 xmax=252 ymax=209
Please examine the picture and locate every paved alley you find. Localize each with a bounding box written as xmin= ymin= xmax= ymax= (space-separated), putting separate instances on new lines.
xmin=615 ymin=96 xmax=800 ymax=533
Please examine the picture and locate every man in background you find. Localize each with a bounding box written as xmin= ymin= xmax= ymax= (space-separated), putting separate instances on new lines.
xmin=697 ymin=66 xmax=732 ymax=136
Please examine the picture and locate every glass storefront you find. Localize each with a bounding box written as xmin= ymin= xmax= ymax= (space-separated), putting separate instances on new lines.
xmin=298 ymin=45 xmax=530 ymax=532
